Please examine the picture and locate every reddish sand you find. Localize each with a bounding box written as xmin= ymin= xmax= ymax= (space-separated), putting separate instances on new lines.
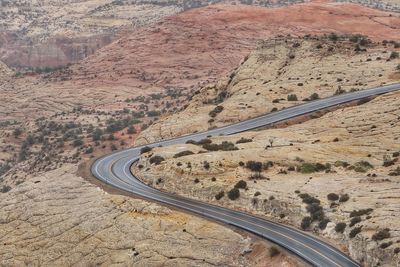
xmin=71 ymin=1 xmax=400 ymax=93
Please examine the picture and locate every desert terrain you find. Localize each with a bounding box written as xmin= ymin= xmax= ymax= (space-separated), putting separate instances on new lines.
xmin=0 ymin=0 xmax=400 ymax=266
xmin=134 ymin=36 xmax=400 ymax=266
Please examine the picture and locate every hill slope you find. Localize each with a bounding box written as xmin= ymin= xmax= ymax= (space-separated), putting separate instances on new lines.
xmin=133 ymin=37 xmax=400 ymax=266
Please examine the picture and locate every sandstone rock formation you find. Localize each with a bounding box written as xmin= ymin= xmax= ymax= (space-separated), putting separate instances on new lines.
xmin=133 ymin=36 xmax=400 ymax=266
xmin=0 ymin=0 xmax=182 ymax=68
xmin=136 ymin=37 xmax=400 ymax=144
xmin=135 ymin=82 xmax=400 ymax=267
xmin=0 ymin=163 xmax=303 ymax=266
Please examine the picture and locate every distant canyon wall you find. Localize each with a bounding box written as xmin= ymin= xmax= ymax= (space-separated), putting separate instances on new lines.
xmin=0 ymin=32 xmax=114 ymax=69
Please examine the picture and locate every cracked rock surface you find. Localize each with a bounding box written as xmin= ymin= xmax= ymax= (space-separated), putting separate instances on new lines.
xmin=0 ymin=164 xmax=264 ymax=267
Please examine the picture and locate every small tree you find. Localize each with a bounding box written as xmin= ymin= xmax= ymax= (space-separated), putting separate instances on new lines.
xmin=92 ymin=128 xmax=103 ymax=141
xmin=327 ymin=193 xmax=339 ymax=201
xmin=301 ymin=216 xmax=312 ymax=230
xmin=127 ymin=126 xmax=136 ymax=135
xmin=149 ymin=155 xmax=165 ymax=165
xmin=349 ymin=226 xmax=362 ymax=238
xmin=228 ymin=188 xmax=240 ymax=200
xmin=215 ymin=191 xmax=224 ymax=200
xmin=372 ymin=228 xmax=390 ymax=241
xmin=329 ymin=32 xmax=339 ymax=42
xmin=310 ymin=93 xmax=320 ymax=100
xmin=234 ymin=180 xmax=247 ymax=189
xmin=72 ymin=139 xmax=83 ymax=147
xmin=269 ymin=246 xmax=280 ymax=257
xmin=140 ymin=146 xmax=152 ymax=154
xmin=335 ymin=222 xmax=346 ymax=233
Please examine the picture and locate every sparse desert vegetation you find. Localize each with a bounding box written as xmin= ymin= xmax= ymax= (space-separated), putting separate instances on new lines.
xmin=134 ymin=35 xmax=400 ymax=266
xmin=1 ymin=1 xmax=400 ymax=266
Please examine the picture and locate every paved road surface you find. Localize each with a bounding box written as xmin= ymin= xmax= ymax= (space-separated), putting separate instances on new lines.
xmin=91 ymin=83 xmax=400 ymax=266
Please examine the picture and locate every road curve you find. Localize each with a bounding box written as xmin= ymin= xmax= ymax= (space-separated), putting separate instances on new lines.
xmin=91 ymin=83 xmax=400 ymax=267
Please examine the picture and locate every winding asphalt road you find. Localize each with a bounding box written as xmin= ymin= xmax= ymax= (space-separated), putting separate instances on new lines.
xmin=91 ymin=83 xmax=400 ymax=267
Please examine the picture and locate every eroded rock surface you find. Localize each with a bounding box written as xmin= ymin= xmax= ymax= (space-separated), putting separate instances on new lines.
xmin=0 ymin=164 xmax=275 ymax=267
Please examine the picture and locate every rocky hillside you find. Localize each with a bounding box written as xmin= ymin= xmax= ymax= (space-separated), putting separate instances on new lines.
xmin=135 ymin=90 xmax=400 ymax=267
xmin=70 ymin=1 xmax=400 ymax=90
xmin=0 ymin=2 xmax=399 ymax=266
xmin=1 ymin=163 xmax=301 ymax=266
xmin=133 ymin=37 xmax=400 ymax=266
xmin=0 ymin=0 xmax=181 ymax=68
xmin=136 ymin=36 xmax=400 ymax=144
xmin=0 ymin=0 xmax=307 ymax=69
xmin=3 ymin=1 xmax=399 ymax=124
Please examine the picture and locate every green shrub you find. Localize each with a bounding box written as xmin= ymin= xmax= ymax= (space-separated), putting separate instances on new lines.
xmin=147 ymin=110 xmax=161 ymax=117
xmin=318 ymin=218 xmax=330 ymax=230
xmin=349 ymin=226 xmax=362 ymax=238
xmin=209 ymin=105 xmax=224 ymax=117
xmin=13 ymin=128 xmax=23 ymax=138
xmin=335 ymin=222 xmax=346 ymax=233
xmin=203 ymin=161 xmax=210 ymax=170
xmin=389 ymin=51 xmax=399 ymax=59
xmin=72 ymin=139 xmax=83 ymax=147
xmin=228 ymin=188 xmax=240 ymax=200
xmin=327 ymin=193 xmax=339 ymax=201
xmin=329 ymin=32 xmax=339 ymax=41
xmin=246 ymin=161 xmax=263 ymax=172
xmin=203 ymin=141 xmax=238 ymax=151
xmin=339 ymin=194 xmax=350 ymax=202
xmin=0 ymin=163 xmax=11 ymax=177
xmin=310 ymin=93 xmax=320 ymax=100
xmin=269 ymin=246 xmax=280 ymax=257
xmin=349 ymin=216 xmax=361 ymax=227
xmin=149 ymin=155 xmax=165 ymax=165
xmin=299 ymin=162 xmax=329 ymax=173
xmin=173 ymin=150 xmax=194 ymax=158
xmin=301 ymin=216 xmax=312 ymax=230
xmin=299 ymin=193 xmax=320 ymax=205
xmin=236 ymin=137 xmax=253 ymax=144
xmin=334 ymin=88 xmax=346 ymax=95
xmin=1 ymin=185 xmax=11 ymax=193
xmin=127 ymin=126 xmax=136 ymax=134
xmin=234 ymin=180 xmax=247 ymax=189
xmin=353 ymin=161 xmax=373 ymax=173
xmin=380 ymin=241 xmax=393 ymax=249
xmin=140 ymin=146 xmax=152 ymax=154
xmin=92 ymin=128 xmax=103 ymax=141
xmin=350 ymin=208 xmax=373 ymax=217
xmin=309 ymin=207 xmax=324 ymax=222
xmin=215 ymin=191 xmax=224 ymax=200
xmin=372 ymin=228 xmax=390 ymax=241
xmin=334 ymin=161 xmax=350 ymax=168
xmin=287 ymin=94 xmax=298 ymax=101
xmin=383 ymin=155 xmax=396 ymax=167
xmin=388 ymin=167 xmax=400 ymax=176
xmin=85 ymin=147 xmax=94 ymax=154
